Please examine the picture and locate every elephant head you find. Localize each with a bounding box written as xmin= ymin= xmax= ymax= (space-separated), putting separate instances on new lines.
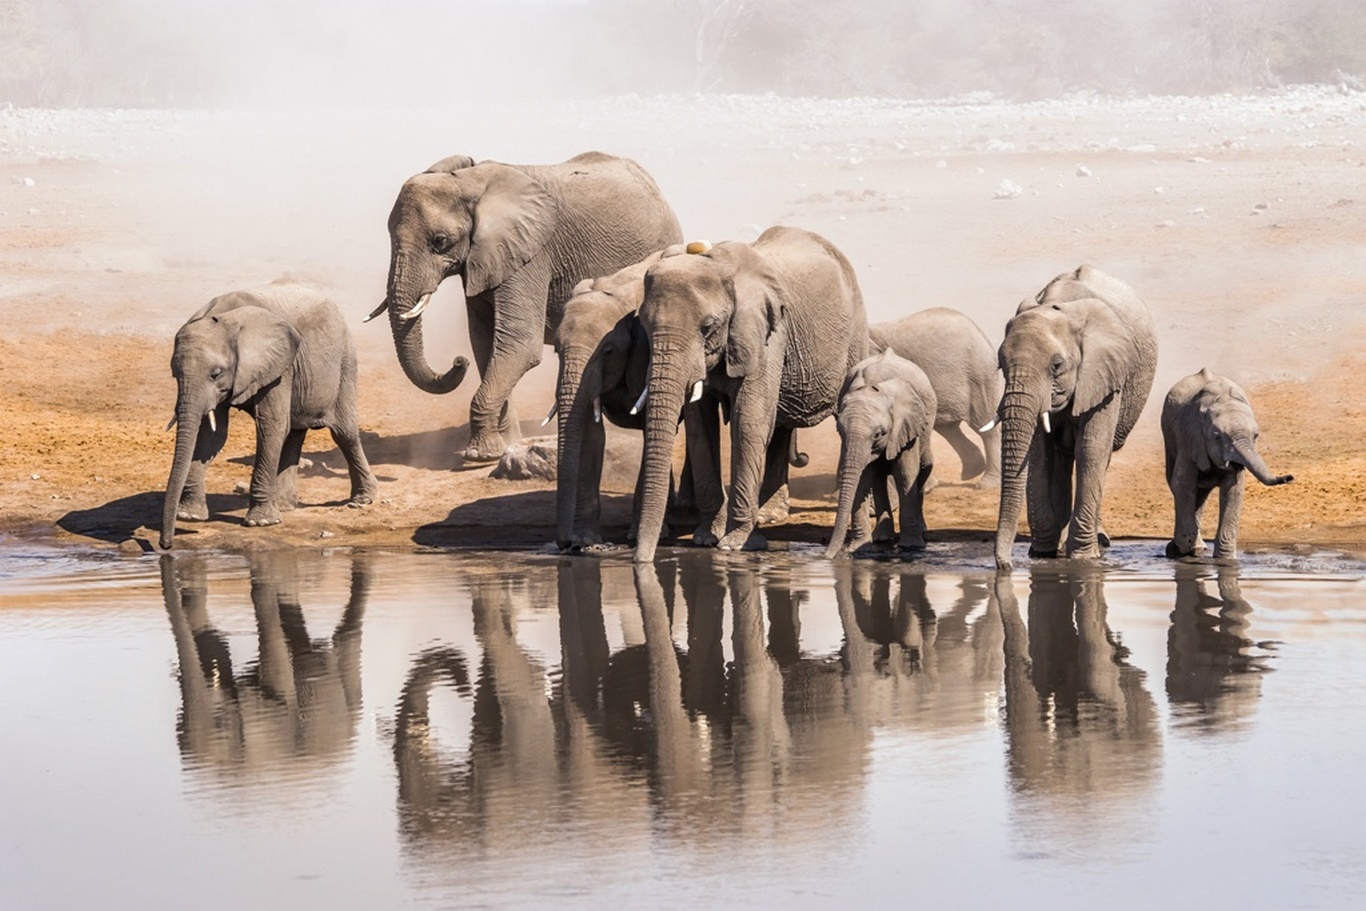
xmin=632 ymin=242 xmax=788 ymax=562
xmin=1189 ymin=369 xmax=1293 ymax=486
xmin=161 ymin=296 xmax=300 ymax=549
xmin=377 ymin=155 xmax=558 ymax=395
xmin=992 ymin=291 xmax=1142 ymax=568
xmin=551 ymin=252 xmax=662 ymax=548
xmin=826 ymin=348 xmax=934 ymax=558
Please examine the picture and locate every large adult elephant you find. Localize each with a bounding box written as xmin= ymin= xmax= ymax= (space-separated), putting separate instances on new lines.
xmin=631 ymin=226 xmax=869 ymax=562
xmin=992 ymin=265 xmax=1157 ymax=570
xmin=373 ymin=151 xmax=683 ymax=463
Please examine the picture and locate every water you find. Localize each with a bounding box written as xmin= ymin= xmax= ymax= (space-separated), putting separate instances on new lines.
xmin=2 ymin=543 xmax=1365 ymax=910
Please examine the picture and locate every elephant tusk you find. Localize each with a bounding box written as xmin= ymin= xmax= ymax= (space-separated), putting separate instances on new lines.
xmin=629 ymin=385 xmax=648 ymax=416
xmin=540 ymin=400 xmax=558 ymax=428
xmin=166 ymin=414 xmax=177 ymax=432
xmin=397 ymin=292 xmax=433 ymax=321
xmin=362 ymin=299 xmax=389 ymax=323
xmin=207 ymin=410 xmax=217 ymax=433
xmin=978 ymin=415 xmax=999 ymax=433
xmin=689 ymin=379 xmax=704 ymax=404
xmin=1040 ymin=410 xmax=1051 ymax=435
xmin=593 ymin=396 xmax=602 ymax=423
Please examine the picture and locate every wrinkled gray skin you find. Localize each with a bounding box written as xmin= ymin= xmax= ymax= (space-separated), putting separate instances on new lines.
xmin=632 ymin=226 xmax=869 ymax=562
xmin=826 ymin=348 xmax=937 ymax=558
xmin=1161 ymin=368 xmax=1293 ymax=559
xmin=993 ymin=265 xmax=1158 ymax=571
xmin=375 ymin=151 xmax=683 ymax=464
xmin=162 ymin=282 xmax=377 ymax=549
xmin=870 ymin=306 xmax=1002 ymax=488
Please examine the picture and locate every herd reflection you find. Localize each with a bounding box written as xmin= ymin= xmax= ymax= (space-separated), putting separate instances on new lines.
xmin=156 ymin=550 xmax=1276 ymax=855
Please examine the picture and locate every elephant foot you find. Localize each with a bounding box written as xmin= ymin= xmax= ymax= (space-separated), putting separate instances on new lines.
xmin=244 ymin=503 xmax=282 ymax=528
xmin=872 ymin=517 xmax=896 ymax=544
xmin=1027 ymin=544 xmax=1060 ymax=559
xmin=922 ymin=476 xmax=941 ymax=494
xmin=278 ymin=496 xmax=299 ymax=512
xmin=1097 ymin=528 xmax=1111 ymax=549
xmin=1067 ymin=542 xmax=1104 ymax=561
xmin=976 ymin=473 xmax=1001 ymax=490
xmin=346 ymin=494 xmax=373 ymax=509
xmin=176 ymin=500 xmax=209 ymax=522
xmin=756 ymin=486 xmax=790 ymax=526
xmin=460 ymin=433 xmax=507 ymax=465
xmin=1165 ymin=539 xmax=1194 ymax=559
xmin=692 ymin=525 xmax=719 ymax=548
xmin=718 ymin=528 xmax=767 ymax=552
xmin=898 ymin=535 xmax=927 ymax=552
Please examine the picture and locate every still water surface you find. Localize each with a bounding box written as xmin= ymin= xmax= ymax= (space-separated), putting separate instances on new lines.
xmin=2 ymin=543 xmax=1364 ymax=909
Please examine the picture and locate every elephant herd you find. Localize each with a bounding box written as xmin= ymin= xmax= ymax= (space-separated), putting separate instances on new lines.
xmin=159 ymin=151 xmax=1294 ymax=568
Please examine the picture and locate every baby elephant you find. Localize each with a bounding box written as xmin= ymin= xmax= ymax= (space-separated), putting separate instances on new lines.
xmin=161 ymin=281 xmax=378 ymax=548
xmin=826 ymin=348 xmax=937 ymax=557
xmin=1161 ymin=368 xmax=1293 ymax=559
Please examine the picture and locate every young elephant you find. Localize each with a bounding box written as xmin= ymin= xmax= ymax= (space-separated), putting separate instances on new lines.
xmin=161 ymin=281 xmax=378 ymax=549
xmin=826 ymin=348 xmax=937 ymax=557
xmin=869 ymin=307 xmax=1002 ymax=487
xmin=1161 ymin=368 xmax=1293 ymax=559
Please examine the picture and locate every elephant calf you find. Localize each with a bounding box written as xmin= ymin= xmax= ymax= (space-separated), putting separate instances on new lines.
xmin=1161 ymin=368 xmax=1293 ymax=559
xmin=826 ymin=348 xmax=937 ymax=557
xmin=870 ymin=307 xmax=1002 ymax=488
xmin=161 ymin=281 xmax=378 ymax=548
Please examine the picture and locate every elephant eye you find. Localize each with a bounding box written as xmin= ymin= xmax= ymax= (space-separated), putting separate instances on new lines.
xmin=430 ymin=232 xmax=453 ymax=253
xmin=701 ymin=316 xmax=720 ymax=337
xmin=210 ymin=366 xmax=223 ymax=379
xmin=1050 ymin=355 xmax=1065 ymax=376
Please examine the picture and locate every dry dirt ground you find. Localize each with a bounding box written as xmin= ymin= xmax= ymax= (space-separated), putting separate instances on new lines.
xmin=1 ymin=92 xmax=1363 ymax=559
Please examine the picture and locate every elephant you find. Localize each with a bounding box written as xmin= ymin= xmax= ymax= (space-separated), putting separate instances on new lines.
xmin=631 ymin=226 xmax=869 ymax=562
xmin=869 ymin=306 xmax=1002 ymax=488
xmin=1166 ymin=563 xmax=1269 ymax=727
xmin=161 ymin=281 xmax=377 ymax=549
xmin=372 ymin=151 xmax=683 ymax=465
xmin=1161 ymin=368 xmax=1294 ymax=559
xmin=991 ymin=265 xmax=1158 ymax=570
xmin=825 ymin=347 xmax=937 ymax=557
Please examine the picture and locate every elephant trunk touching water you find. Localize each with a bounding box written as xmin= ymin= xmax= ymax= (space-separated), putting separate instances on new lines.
xmin=554 ymin=345 xmax=600 ymax=548
xmin=635 ymin=339 xmax=697 ymax=562
xmin=993 ymin=370 xmax=1050 ymax=570
xmin=162 ymin=377 xmax=227 ymax=549
xmin=385 ymin=249 xmax=470 ymax=395
xmin=827 ymin=429 xmax=875 ymax=559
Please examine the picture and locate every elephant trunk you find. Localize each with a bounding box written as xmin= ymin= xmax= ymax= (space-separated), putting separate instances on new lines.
xmin=1231 ymin=437 xmax=1294 ymax=486
xmin=994 ymin=380 xmax=1046 ymax=570
xmin=554 ymin=351 xmax=594 ymax=548
xmin=825 ymin=436 xmax=871 ymax=558
xmin=161 ymin=396 xmax=202 ymax=549
xmin=633 ymin=362 xmax=690 ymax=564
xmin=387 ymin=251 xmax=469 ymax=395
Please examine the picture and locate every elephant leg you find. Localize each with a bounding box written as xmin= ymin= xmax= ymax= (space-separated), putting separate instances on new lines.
xmin=1165 ymin=459 xmax=1204 ymax=558
xmin=179 ymin=405 xmax=229 ymax=521
xmin=1212 ymin=472 xmax=1245 ymax=559
xmin=574 ymin=417 xmax=607 ymax=546
xmin=718 ymin=377 xmax=782 ymax=552
xmin=464 ymin=274 xmax=548 ymax=462
xmin=893 ymin=447 xmax=930 ymax=551
xmin=975 ymin=423 xmax=1002 ymax=489
xmin=1066 ymin=406 xmax=1120 ymax=559
xmin=871 ymin=466 xmax=896 ymax=544
xmin=684 ymin=398 xmax=725 ymax=547
xmin=275 ymin=428 xmax=307 ymax=511
xmin=757 ymin=426 xmax=792 ymax=526
xmin=1027 ymin=437 xmax=1067 ymax=558
xmin=939 ymin=421 xmax=986 ymax=483
xmin=331 ymin=363 xmax=379 ymax=506
xmin=244 ymin=385 xmax=290 ymax=528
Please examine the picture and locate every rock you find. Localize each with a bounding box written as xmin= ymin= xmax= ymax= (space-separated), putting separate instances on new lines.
xmin=1156 ymin=219 xmax=1176 ymax=228
xmin=318 ymin=530 xmax=335 ymax=539
xmin=234 ymin=481 xmax=249 ymax=494
xmin=30 ymin=473 xmax=40 ymax=480
xmin=993 ymin=179 xmax=1023 ymax=199
xmin=1076 ymin=164 xmax=1091 ymax=177
xmin=489 ymin=436 xmax=557 ymax=481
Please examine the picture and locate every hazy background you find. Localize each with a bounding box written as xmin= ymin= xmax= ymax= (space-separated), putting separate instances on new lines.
xmin=4 ymin=0 xmax=1366 ymax=108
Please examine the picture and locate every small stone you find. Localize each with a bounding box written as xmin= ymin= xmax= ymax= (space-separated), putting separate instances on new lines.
xmin=1187 ymin=206 xmax=1206 ymax=215
xmin=15 ymin=176 xmax=34 ymax=187
xmin=935 ymin=159 xmax=948 ymax=169
xmin=1076 ymin=165 xmax=1091 ymax=177
xmin=993 ymin=179 xmax=1023 ymax=199
xmin=234 ymin=481 xmax=249 ymax=494
xmin=1254 ymin=202 xmax=1269 ymax=210
xmin=318 ymin=530 xmax=335 ymax=539
xmin=1153 ymin=186 xmax=1166 ymax=194
xmin=298 ymin=457 xmax=313 ymax=470
xmin=1156 ymin=219 xmax=1177 ymax=228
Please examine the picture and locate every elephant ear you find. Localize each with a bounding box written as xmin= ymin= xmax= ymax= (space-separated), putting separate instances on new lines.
xmin=721 ymin=247 xmax=786 ymax=378
xmin=464 ymin=164 xmax=559 ymax=297
xmin=1072 ymin=298 xmax=1139 ymax=417
xmin=424 ymin=154 xmax=476 ymax=174
xmin=220 ymin=306 xmax=300 ymax=406
xmin=883 ymin=378 xmax=928 ymax=461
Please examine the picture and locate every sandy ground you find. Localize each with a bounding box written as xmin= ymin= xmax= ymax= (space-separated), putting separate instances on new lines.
xmin=2 ymin=91 xmax=1364 ymax=558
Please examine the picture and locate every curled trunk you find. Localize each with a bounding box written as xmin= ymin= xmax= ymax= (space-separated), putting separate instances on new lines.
xmin=387 ymin=253 xmax=469 ymax=395
xmin=825 ymin=439 xmax=870 ymax=558
xmin=1231 ymin=438 xmax=1293 ymax=486
xmin=994 ymin=383 xmax=1045 ymax=570
xmin=160 ymin=401 xmax=201 ymax=549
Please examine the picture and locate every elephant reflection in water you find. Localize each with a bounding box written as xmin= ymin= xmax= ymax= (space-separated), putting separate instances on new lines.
xmin=159 ymin=552 xmax=367 ymax=775
xmin=993 ymin=570 xmax=1160 ymax=835
xmin=1166 ymin=564 xmax=1270 ymax=730
xmin=829 ymin=563 xmax=1005 ymax=731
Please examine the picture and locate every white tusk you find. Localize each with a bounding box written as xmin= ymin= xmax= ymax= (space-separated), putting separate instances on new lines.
xmin=362 ymin=299 xmax=389 ymax=323
xmin=207 ymin=410 xmax=217 ymax=433
xmin=689 ymin=379 xmax=704 ymax=403
xmin=593 ymin=396 xmax=602 ymax=423
xmin=540 ymin=400 xmax=558 ymax=428
xmin=166 ymin=415 xmax=177 ymax=432
xmin=978 ymin=416 xmax=999 ymax=433
xmin=397 ymin=292 xmax=433 ymax=321
xmin=1041 ymin=410 xmax=1051 ymax=434
xmin=629 ymin=385 xmax=649 ymax=416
